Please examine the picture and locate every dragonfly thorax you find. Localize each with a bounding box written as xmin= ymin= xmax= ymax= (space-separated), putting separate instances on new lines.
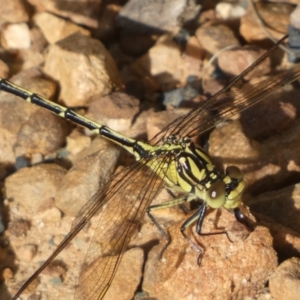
xmin=165 ymin=135 xmax=191 ymax=146
xmin=173 ymin=142 xmax=245 ymax=210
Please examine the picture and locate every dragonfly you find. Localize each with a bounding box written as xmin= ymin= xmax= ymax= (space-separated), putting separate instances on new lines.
xmin=1 ymin=35 xmax=300 ymax=300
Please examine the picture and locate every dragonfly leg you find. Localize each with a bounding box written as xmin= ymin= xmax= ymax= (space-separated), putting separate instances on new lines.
xmin=181 ymin=203 xmax=236 ymax=265
xmin=180 ymin=203 xmax=207 ymax=265
xmin=147 ymin=194 xmax=191 ymax=260
xmin=165 ymin=187 xmax=190 ymax=214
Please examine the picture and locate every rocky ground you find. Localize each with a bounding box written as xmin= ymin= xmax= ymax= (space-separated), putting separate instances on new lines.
xmin=0 ymin=1 xmax=300 ymax=300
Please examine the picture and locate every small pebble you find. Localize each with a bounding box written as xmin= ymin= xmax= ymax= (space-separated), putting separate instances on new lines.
xmin=3 ymin=268 xmax=14 ymax=280
xmin=49 ymin=277 xmax=63 ymax=286
xmin=15 ymin=156 xmax=30 ymax=170
xmin=31 ymin=153 xmax=44 ymax=165
xmin=44 ymin=263 xmax=66 ymax=278
xmin=218 ymin=47 xmax=271 ymax=79
xmin=163 ymin=85 xmax=199 ymax=108
xmin=0 ymin=0 xmax=29 ymax=23
xmin=18 ymin=244 xmax=37 ymax=262
xmin=74 ymin=237 xmax=85 ymax=250
xmin=1 ymin=23 xmax=31 ymax=49
xmin=290 ymin=4 xmax=300 ymax=30
xmin=34 ymin=12 xmax=90 ymax=44
xmin=7 ymin=219 xmax=30 ymax=237
xmin=269 ymin=257 xmax=300 ymax=300
xmin=44 ymin=32 xmax=123 ymax=107
xmin=36 ymin=206 xmax=62 ymax=222
xmin=195 ymin=22 xmax=240 ymax=54
xmin=216 ymin=2 xmax=246 ymax=20
xmin=117 ymin=0 xmax=186 ymax=32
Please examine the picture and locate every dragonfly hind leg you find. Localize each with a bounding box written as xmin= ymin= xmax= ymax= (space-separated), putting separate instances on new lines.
xmin=147 ymin=191 xmax=194 ymax=260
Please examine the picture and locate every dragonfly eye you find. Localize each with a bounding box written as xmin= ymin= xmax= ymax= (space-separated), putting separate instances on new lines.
xmin=226 ymin=166 xmax=243 ymax=180
xmin=207 ymin=181 xmax=226 ymax=208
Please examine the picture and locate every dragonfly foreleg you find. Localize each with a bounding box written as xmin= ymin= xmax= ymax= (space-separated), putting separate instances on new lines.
xmin=180 ymin=203 xmax=207 ymax=265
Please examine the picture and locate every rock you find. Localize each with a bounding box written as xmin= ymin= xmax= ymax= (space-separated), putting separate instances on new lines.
xmin=36 ymin=198 xmax=62 ymax=222
xmin=2 ymin=268 xmax=14 ymax=281
xmin=43 ymin=262 xmax=66 ymax=278
xmin=117 ymin=0 xmax=187 ymax=33
xmin=65 ymin=129 xmax=92 ymax=159
xmin=30 ymin=152 xmax=44 ymax=165
xmin=30 ymin=26 xmax=48 ymax=53
xmin=162 ymin=85 xmax=200 ymax=108
xmin=195 ymin=21 xmax=240 ymax=55
xmin=146 ymin=109 xmax=190 ymax=141
xmin=7 ymin=219 xmax=30 ymax=237
xmin=94 ymin=3 xmax=121 ymax=41
xmin=17 ymin=244 xmax=37 ymax=262
xmin=44 ymin=32 xmax=123 ymax=107
xmin=82 ymin=248 xmax=144 ymax=300
xmin=269 ymin=257 xmax=300 ymax=300
xmin=9 ymin=278 xmax=39 ymax=298
xmin=55 ymin=138 xmax=120 ymax=216
xmin=1 ymin=2 xmax=299 ymax=300
xmin=209 ymin=119 xmax=300 ymax=195
xmin=208 ymin=82 xmax=300 ymax=195
xmin=290 ymin=5 xmax=300 ymax=30
xmin=0 ymin=0 xmax=29 ymax=23
xmin=183 ymin=35 xmax=206 ymax=81
xmin=239 ymin=82 xmax=298 ymax=139
xmin=132 ymin=32 xmax=201 ymax=89
xmin=27 ymin=0 xmax=102 ymax=28
xmin=218 ymin=46 xmax=271 ymax=79
xmin=240 ymin=2 xmax=293 ymax=45
xmin=119 ymin=33 xmax=158 ymax=57
xmin=247 ymin=183 xmax=300 ymax=234
xmin=258 ymin=217 xmax=300 ymax=263
xmin=21 ymin=49 xmax=45 ymax=71
xmin=34 ymin=12 xmax=90 ymax=44
xmin=17 ymin=107 xmax=70 ymax=155
xmin=0 ymin=23 xmax=31 ymax=49
xmin=85 ymin=92 xmax=140 ymax=134
xmin=5 ymin=163 xmax=67 ymax=213
xmin=142 ymin=210 xmax=277 ymax=299
xmin=203 ymin=78 xmax=227 ymax=96
xmin=0 ymin=72 xmax=69 ymax=159
xmin=216 ymin=2 xmax=246 ymax=20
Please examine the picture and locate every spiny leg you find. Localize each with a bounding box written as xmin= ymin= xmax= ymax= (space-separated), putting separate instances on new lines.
xmin=166 ymin=187 xmax=190 ymax=214
xmin=180 ymin=203 xmax=207 ymax=265
xmin=147 ymin=192 xmax=196 ymax=259
xmin=149 ymin=189 xmax=234 ymax=265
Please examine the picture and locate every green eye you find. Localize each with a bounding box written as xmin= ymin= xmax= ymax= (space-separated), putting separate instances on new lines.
xmin=226 ymin=166 xmax=243 ymax=180
xmin=207 ymin=181 xmax=226 ymax=208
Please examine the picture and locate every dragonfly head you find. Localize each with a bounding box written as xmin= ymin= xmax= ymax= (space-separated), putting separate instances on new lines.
xmin=205 ymin=166 xmax=245 ymax=210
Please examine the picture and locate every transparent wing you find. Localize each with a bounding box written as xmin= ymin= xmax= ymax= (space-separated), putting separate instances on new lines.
xmin=13 ymin=153 xmax=172 ymax=300
xmin=150 ymin=58 xmax=300 ymax=144
xmin=73 ymin=154 xmax=172 ymax=300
